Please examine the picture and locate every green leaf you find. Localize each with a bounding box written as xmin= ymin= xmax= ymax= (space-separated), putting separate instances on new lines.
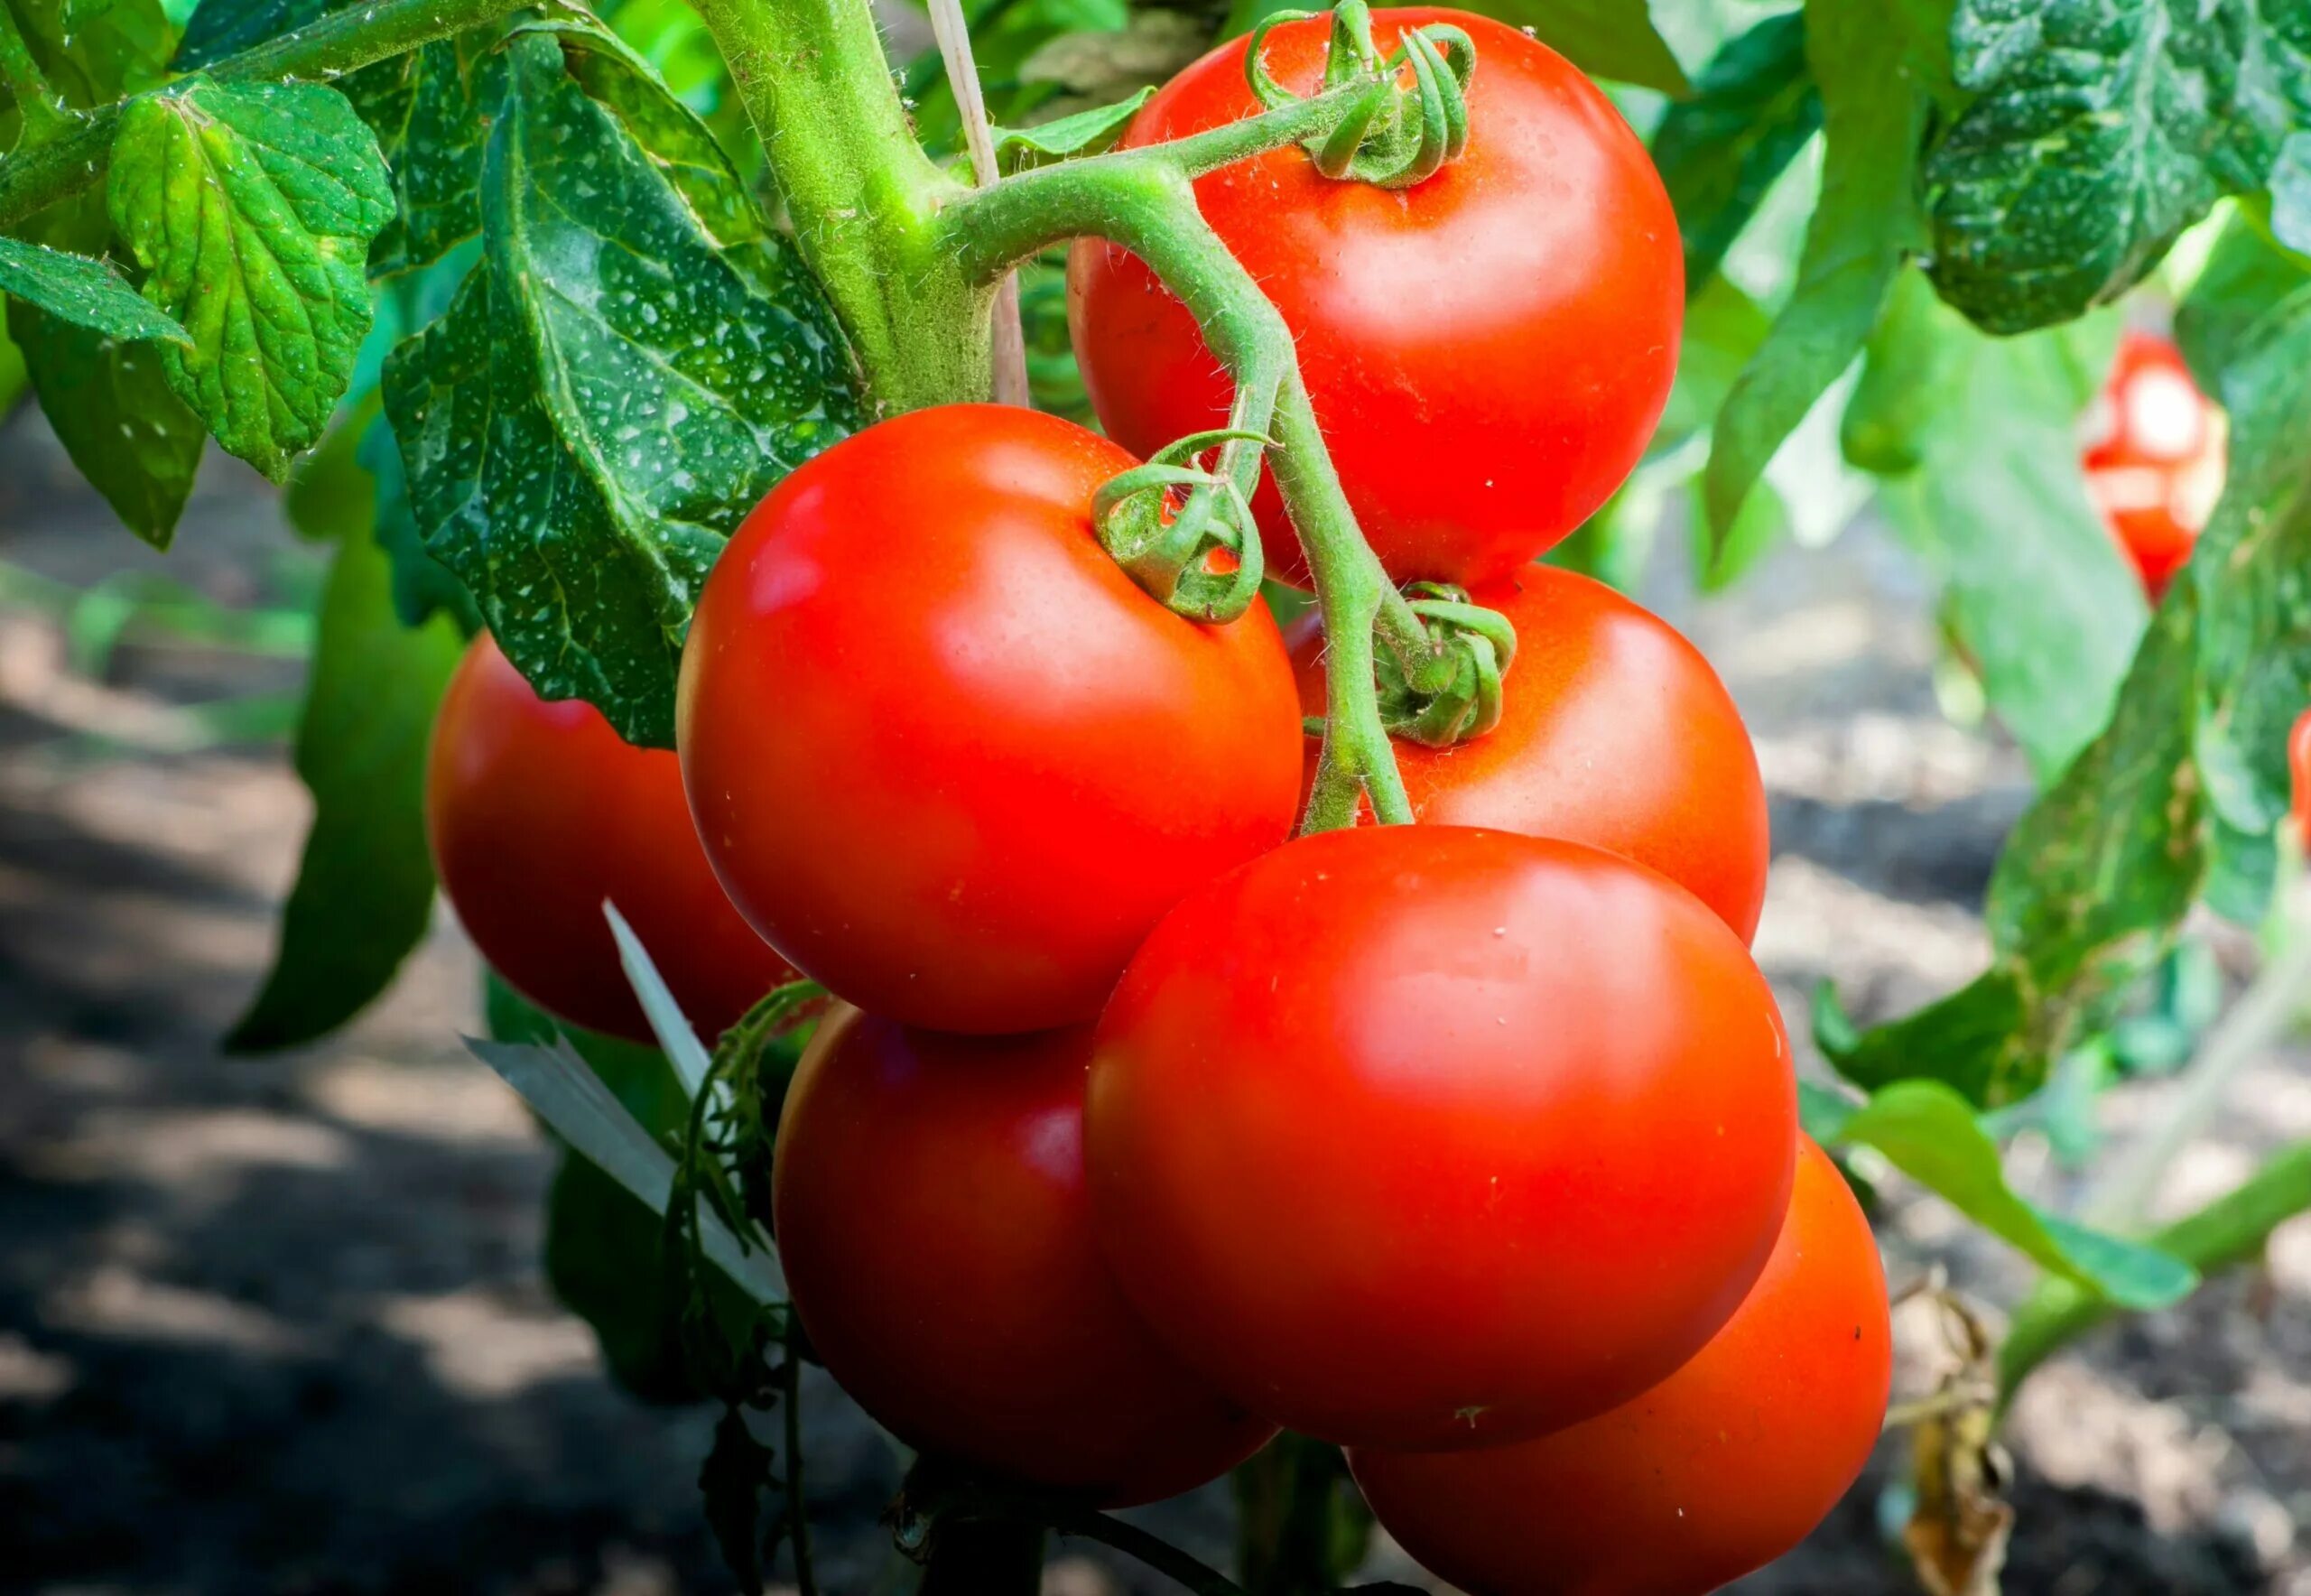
xmin=383 ymin=33 xmax=860 ymax=747
xmin=226 ymin=497 xmax=464 ymax=1051
xmin=171 ymin=0 xmax=329 ymax=65
xmin=1657 ymin=271 xmax=1772 ymax=450
xmin=1824 ymin=1080 xmax=2197 ymax=1309
xmin=1925 ymin=0 xmax=2311 ymax=334
xmin=988 ymin=86 xmax=1154 ymax=174
xmin=1702 ymin=0 xmax=1950 ymax=539
xmin=1649 ymin=10 xmax=1822 ymax=296
xmin=1829 ymin=257 xmax=2311 ymax=1109
xmin=2000 ymin=1143 xmax=2311 ymax=1397
xmin=107 ymin=78 xmax=395 ymax=480
xmin=19 ymin=0 xmax=178 ymax=106
xmin=358 ymin=407 xmax=478 ymax=631
xmin=353 ymin=31 xmax=505 ymax=280
xmin=0 ymin=236 xmax=187 ymax=345
xmin=1450 ymin=0 xmax=1691 ymax=96
xmin=1850 ymin=272 xmax=2146 ymax=782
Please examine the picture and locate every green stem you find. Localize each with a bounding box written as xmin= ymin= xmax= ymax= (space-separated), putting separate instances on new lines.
xmin=780 ymin=1329 xmax=819 ymax=1596
xmin=941 ymin=117 xmax=1441 ymax=830
xmin=0 ymin=0 xmax=68 ymax=140
xmin=691 ymin=0 xmax=982 ymax=413
xmin=1049 ymin=1507 xmax=1254 ymax=1596
xmin=1233 ymin=1434 xmax=1364 ymax=1596
xmin=0 ymin=0 xmax=529 ymax=229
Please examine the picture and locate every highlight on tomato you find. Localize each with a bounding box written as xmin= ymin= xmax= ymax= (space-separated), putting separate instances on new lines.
xmin=1085 ymin=824 xmax=1797 ymax=1451
xmin=2293 ymin=710 xmax=2311 ymax=850
xmin=2081 ymin=329 xmax=2226 ymax=599
xmin=1350 ymin=1136 xmax=1892 ymax=1596
xmin=773 ymin=1007 xmax=1276 ymax=1505
xmin=1068 ymin=6 xmax=1683 ymax=590
xmin=676 ymin=404 xmax=1304 ymax=1036
xmin=1289 ymin=565 xmax=1769 ymax=939
xmin=426 ymin=632 xmax=791 ymax=1045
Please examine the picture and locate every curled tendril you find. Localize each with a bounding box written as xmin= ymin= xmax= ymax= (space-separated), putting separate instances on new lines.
xmin=1376 ymin=583 xmax=1517 ymax=747
xmin=1246 ymin=0 xmax=1475 ymax=190
xmin=1092 ymin=429 xmax=1270 ymax=622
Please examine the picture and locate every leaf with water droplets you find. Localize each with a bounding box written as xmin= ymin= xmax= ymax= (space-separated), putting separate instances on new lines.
xmin=382 ymin=32 xmax=861 ymax=746
xmin=0 ymin=235 xmax=188 ymax=345
xmin=107 ymin=78 xmax=394 ymax=480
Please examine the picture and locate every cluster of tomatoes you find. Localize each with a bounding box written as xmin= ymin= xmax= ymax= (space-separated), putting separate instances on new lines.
xmin=426 ymin=12 xmax=1897 ymax=1593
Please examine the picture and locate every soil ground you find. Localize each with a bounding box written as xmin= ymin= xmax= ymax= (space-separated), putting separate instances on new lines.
xmin=3 ymin=410 xmax=2307 ymax=1595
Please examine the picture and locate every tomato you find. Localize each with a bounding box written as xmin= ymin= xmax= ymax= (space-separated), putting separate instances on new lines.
xmin=1349 ymin=1137 xmax=1890 ymax=1596
xmin=427 ymin=634 xmax=791 ymax=1044
xmin=2081 ymin=330 xmax=2225 ymax=599
xmin=1289 ymin=566 xmax=1768 ymax=939
xmin=2293 ymin=710 xmax=2311 ymax=850
xmin=1085 ymin=825 xmax=1796 ymax=1450
xmin=773 ymin=1006 xmax=1276 ymax=1504
xmin=1067 ymin=8 xmax=1682 ymax=589
xmin=678 ymin=404 xmax=1304 ymax=1035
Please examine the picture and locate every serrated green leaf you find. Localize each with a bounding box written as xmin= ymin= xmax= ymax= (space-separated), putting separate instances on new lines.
xmin=353 ymin=31 xmax=506 ymax=280
xmin=0 ymin=236 xmax=187 ymax=345
xmin=1702 ymin=0 xmax=1951 ymax=539
xmin=383 ymin=33 xmax=860 ymax=747
xmin=1448 ymin=0 xmax=1691 ymax=95
xmin=988 ymin=86 xmax=1154 ymax=173
xmin=226 ymin=502 xmax=463 ymax=1052
xmin=1825 ymin=1080 xmax=2196 ymax=1309
xmin=1852 ymin=272 xmax=2145 ymax=782
xmin=1926 ymin=0 xmax=2307 ymax=334
xmin=1649 ymin=11 xmax=1822 ymax=296
xmin=108 ymin=78 xmax=395 ymax=480
xmin=357 ymin=407 xmax=478 ymax=630
xmin=1830 ymin=261 xmax=2311 ymax=1109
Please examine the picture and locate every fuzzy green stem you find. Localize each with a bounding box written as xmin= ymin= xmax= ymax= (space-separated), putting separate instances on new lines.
xmin=942 ymin=107 xmax=1452 ymax=829
xmin=0 ymin=0 xmax=531 ymax=229
xmin=691 ymin=0 xmax=983 ymax=413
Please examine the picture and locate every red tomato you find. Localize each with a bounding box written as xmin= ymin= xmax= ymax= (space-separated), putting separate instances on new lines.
xmin=1289 ymin=566 xmax=1768 ymax=938
xmin=774 ymin=1007 xmax=1276 ymax=1504
xmin=1068 ymin=8 xmax=1682 ymax=589
xmin=1350 ymin=1136 xmax=1891 ymax=1596
xmin=2081 ymin=330 xmax=2225 ymax=599
xmin=2293 ymin=710 xmax=2311 ymax=850
xmin=427 ymin=633 xmax=790 ymax=1044
xmin=1085 ymin=826 xmax=1796 ymax=1450
xmin=677 ymin=405 xmax=1304 ymax=1035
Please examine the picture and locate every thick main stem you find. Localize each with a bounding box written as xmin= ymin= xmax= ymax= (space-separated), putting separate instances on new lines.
xmin=691 ymin=0 xmax=985 ymax=413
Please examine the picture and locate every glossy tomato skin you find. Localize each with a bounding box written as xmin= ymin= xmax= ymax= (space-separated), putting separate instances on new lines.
xmin=1289 ymin=566 xmax=1768 ymax=939
xmin=427 ymin=633 xmax=791 ymax=1044
xmin=1068 ymin=8 xmax=1682 ymax=589
xmin=1086 ymin=826 xmax=1796 ymax=1451
xmin=774 ymin=1007 xmax=1277 ymax=1505
xmin=1349 ymin=1137 xmax=1890 ymax=1596
xmin=677 ymin=405 xmax=1304 ymax=1035
xmin=2081 ymin=331 xmax=2225 ymax=599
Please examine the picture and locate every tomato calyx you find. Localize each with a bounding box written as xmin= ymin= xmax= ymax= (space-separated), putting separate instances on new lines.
xmin=1245 ymin=0 xmax=1475 ymax=190
xmin=1091 ymin=428 xmax=1271 ymax=620
xmin=1370 ymin=582 xmax=1517 ymax=747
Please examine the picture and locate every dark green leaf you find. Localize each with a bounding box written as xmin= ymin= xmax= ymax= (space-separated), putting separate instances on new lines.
xmin=1448 ymin=0 xmax=1691 ymax=95
xmin=107 ymin=78 xmax=395 ymax=480
xmin=354 ymin=31 xmax=506 ymax=279
xmin=1824 ymin=1080 xmax=2196 ymax=1308
xmin=1851 ymin=271 xmax=2145 ymax=781
xmin=227 ymin=496 xmax=464 ymax=1051
xmin=2270 ymin=131 xmax=2311 ymax=254
xmin=1702 ymin=0 xmax=1951 ymax=538
xmin=9 ymin=299 xmax=205 ymax=548
xmin=172 ymin=0 xmax=329 ymax=65
xmin=20 ymin=0 xmax=178 ymax=106
xmin=1650 ymin=11 xmax=1822 ymax=295
xmin=1925 ymin=0 xmax=2309 ymax=334
xmin=383 ymin=33 xmax=860 ymax=747
xmin=988 ymin=86 xmax=1154 ymax=174
xmin=359 ymin=407 xmax=478 ymax=630
xmin=0 ymin=235 xmax=188 ymax=345
xmin=2000 ymin=1142 xmax=2311 ymax=1397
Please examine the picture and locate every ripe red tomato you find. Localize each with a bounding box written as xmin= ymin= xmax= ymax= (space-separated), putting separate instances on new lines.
xmin=2293 ymin=710 xmax=2311 ymax=850
xmin=677 ymin=404 xmax=1304 ymax=1035
xmin=1085 ymin=825 xmax=1796 ymax=1450
xmin=1067 ymin=7 xmax=1682 ymax=589
xmin=427 ymin=633 xmax=791 ymax=1044
xmin=2081 ymin=330 xmax=2225 ymax=599
xmin=1289 ymin=566 xmax=1768 ymax=939
xmin=774 ymin=1007 xmax=1276 ymax=1504
xmin=1349 ymin=1136 xmax=1891 ymax=1596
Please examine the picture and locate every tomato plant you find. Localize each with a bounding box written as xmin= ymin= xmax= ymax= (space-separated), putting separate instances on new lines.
xmin=428 ymin=633 xmax=792 ymax=1044
xmin=1086 ymin=825 xmax=1796 ymax=1451
xmin=774 ymin=1006 xmax=1276 ymax=1503
xmin=677 ymin=403 xmax=1303 ymax=1035
xmin=2080 ymin=330 xmax=2226 ymax=599
xmin=1349 ymin=1136 xmax=1892 ymax=1596
xmin=1068 ymin=6 xmax=1683 ymax=589
xmin=1289 ymin=564 xmax=1770 ymax=939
